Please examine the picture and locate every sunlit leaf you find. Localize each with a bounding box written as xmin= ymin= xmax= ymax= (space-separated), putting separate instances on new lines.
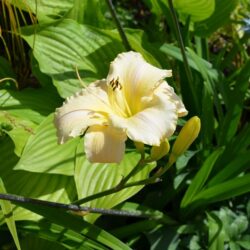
xmin=66 ymin=0 xmax=110 ymax=27
xmin=194 ymin=0 xmax=239 ymax=36
xmin=0 ymin=87 xmax=61 ymax=124
xmin=9 ymin=0 xmax=74 ymax=21
xmin=0 ymin=111 xmax=36 ymax=156
xmin=22 ymin=19 xmax=125 ymax=98
xmin=14 ymin=114 xmax=78 ymax=175
xmin=173 ymin=0 xmax=215 ymax=22
xmin=22 ymin=19 xmax=163 ymax=98
xmin=74 ymin=144 xmax=156 ymax=223
xmin=0 ymin=136 xmax=76 ymax=223
xmin=19 ymin=221 xmax=108 ymax=250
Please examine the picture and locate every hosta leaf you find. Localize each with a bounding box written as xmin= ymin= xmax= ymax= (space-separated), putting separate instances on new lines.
xmin=66 ymin=0 xmax=110 ymax=28
xmin=0 ymin=178 xmax=21 ymax=250
xmin=0 ymin=136 xmax=76 ymax=223
xmin=194 ymin=0 xmax=239 ymax=37
xmin=22 ymin=19 xmax=163 ymax=99
xmin=0 ymin=111 xmax=36 ymax=156
xmin=21 ymin=19 xmax=125 ymax=98
xmin=14 ymin=114 xmax=79 ymax=175
xmin=74 ymin=144 xmax=156 ymax=223
xmin=9 ymin=0 xmax=74 ymax=22
xmin=0 ymin=87 xmax=61 ymax=124
xmin=173 ymin=0 xmax=215 ymax=22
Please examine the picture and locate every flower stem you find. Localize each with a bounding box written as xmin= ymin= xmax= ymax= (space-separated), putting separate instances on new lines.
xmin=167 ymin=0 xmax=197 ymax=109
xmin=105 ymin=0 xmax=132 ymax=51
xmin=0 ymin=193 xmax=161 ymax=219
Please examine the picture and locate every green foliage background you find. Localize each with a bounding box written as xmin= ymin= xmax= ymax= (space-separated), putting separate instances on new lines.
xmin=0 ymin=0 xmax=249 ymax=249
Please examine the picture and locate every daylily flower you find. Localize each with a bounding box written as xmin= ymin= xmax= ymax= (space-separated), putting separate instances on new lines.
xmin=54 ymin=52 xmax=187 ymax=163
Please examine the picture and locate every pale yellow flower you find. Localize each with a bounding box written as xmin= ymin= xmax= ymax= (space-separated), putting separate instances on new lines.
xmin=54 ymin=52 xmax=187 ymax=163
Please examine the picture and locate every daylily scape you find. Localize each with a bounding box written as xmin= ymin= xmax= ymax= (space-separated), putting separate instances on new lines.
xmin=54 ymin=51 xmax=187 ymax=163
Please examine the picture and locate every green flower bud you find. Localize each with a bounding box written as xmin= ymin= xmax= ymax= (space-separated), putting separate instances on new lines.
xmin=169 ymin=116 xmax=200 ymax=166
xmin=150 ymin=140 xmax=170 ymax=161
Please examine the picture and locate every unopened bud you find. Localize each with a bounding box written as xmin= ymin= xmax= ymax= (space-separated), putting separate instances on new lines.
xmin=169 ymin=116 xmax=201 ymax=166
xmin=150 ymin=140 xmax=170 ymax=161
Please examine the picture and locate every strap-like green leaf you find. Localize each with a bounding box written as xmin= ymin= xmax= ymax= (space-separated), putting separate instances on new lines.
xmin=0 ymin=178 xmax=21 ymax=250
xmin=181 ymin=148 xmax=224 ymax=208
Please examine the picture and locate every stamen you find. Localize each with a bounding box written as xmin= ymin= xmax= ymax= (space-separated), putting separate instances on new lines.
xmin=109 ymin=77 xmax=122 ymax=91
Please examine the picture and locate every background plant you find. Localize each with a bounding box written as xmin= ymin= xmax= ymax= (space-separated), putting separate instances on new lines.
xmin=0 ymin=0 xmax=249 ymax=249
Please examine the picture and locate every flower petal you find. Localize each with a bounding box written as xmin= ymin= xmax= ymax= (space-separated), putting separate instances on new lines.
xmin=156 ymin=82 xmax=188 ymax=117
xmin=54 ymin=80 xmax=112 ymax=143
xmin=107 ymin=51 xmax=172 ymax=115
xmin=109 ymin=89 xmax=180 ymax=146
xmin=84 ymin=125 xmax=127 ymax=163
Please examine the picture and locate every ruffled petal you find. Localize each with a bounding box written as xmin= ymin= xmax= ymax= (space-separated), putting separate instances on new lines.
xmin=109 ymin=89 xmax=179 ymax=146
xmin=54 ymin=80 xmax=112 ymax=143
xmin=84 ymin=125 xmax=127 ymax=163
xmin=106 ymin=51 xmax=172 ymax=115
xmin=155 ymin=82 xmax=188 ymax=117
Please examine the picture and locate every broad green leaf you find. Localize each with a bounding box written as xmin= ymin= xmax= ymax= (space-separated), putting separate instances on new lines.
xmin=174 ymin=0 xmax=215 ymax=22
xmin=9 ymin=0 xmax=73 ymax=22
xmin=22 ymin=20 xmax=163 ymax=98
xmin=14 ymin=114 xmax=78 ymax=175
xmin=14 ymin=201 xmax=131 ymax=250
xmin=0 ymin=87 xmax=61 ymax=124
xmin=181 ymin=148 xmax=224 ymax=209
xmin=22 ymin=19 xmax=124 ymax=98
xmin=66 ymin=0 xmax=110 ymax=28
xmin=0 ymin=136 xmax=76 ymax=223
xmin=19 ymin=221 xmax=108 ymax=250
xmin=194 ymin=0 xmax=239 ymax=37
xmin=0 ymin=178 xmax=21 ymax=250
xmin=0 ymin=111 xmax=36 ymax=156
xmin=74 ymin=144 xmax=156 ymax=223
